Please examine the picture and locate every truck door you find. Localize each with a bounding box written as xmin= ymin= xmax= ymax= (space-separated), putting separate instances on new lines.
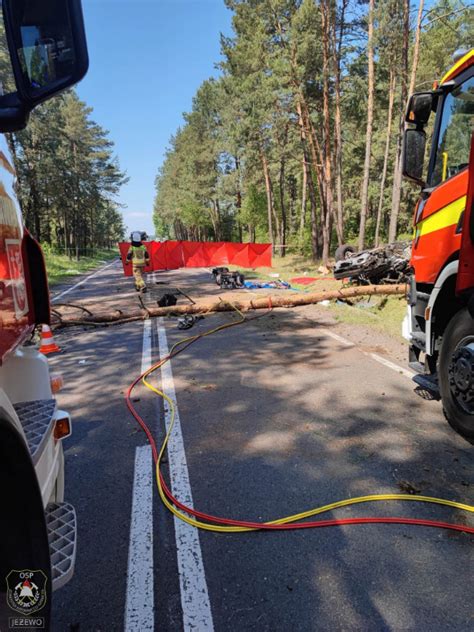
xmin=456 ymin=133 xmax=474 ymax=295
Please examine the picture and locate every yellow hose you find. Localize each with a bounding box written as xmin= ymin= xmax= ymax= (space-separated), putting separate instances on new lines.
xmin=141 ymin=307 xmax=473 ymax=533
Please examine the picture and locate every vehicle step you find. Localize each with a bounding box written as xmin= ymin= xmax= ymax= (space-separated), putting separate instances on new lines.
xmin=13 ymin=400 xmax=56 ymax=465
xmin=409 ymin=361 xmax=425 ymax=373
xmin=412 ymin=373 xmax=441 ymax=401
xmin=46 ymin=502 xmax=77 ymax=591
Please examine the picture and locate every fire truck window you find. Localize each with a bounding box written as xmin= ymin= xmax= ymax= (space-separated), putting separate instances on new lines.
xmin=431 ymin=76 xmax=474 ymax=187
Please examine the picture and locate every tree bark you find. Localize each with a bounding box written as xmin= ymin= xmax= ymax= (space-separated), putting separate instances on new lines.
xmin=321 ymin=0 xmax=335 ymax=263
xmin=299 ymin=158 xmax=307 ymax=241
xmin=297 ymin=105 xmax=320 ymax=260
xmin=333 ymin=0 xmax=348 ymax=245
xmin=358 ymin=0 xmax=375 ymax=252
xmin=235 ymin=155 xmax=243 ymax=241
xmin=388 ymin=0 xmax=409 ymax=243
xmin=408 ymin=0 xmax=425 ymax=97
xmin=54 ymin=284 xmax=406 ymax=328
xmin=279 ymin=154 xmax=287 ymax=257
xmin=260 ymin=147 xmax=275 ymax=248
xmin=375 ymin=69 xmax=396 ymax=247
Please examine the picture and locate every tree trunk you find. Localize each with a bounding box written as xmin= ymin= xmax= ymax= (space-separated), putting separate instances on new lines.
xmin=375 ymin=69 xmax=396 ymax=247
xmin=388 ymin=0 xmax=409 ymax=243
xmin=300 ymin=158 xmax=307 ymax=241
xmin=333 ymin=0 xmax=348 ymax=245
xmin=215 ymin=199 xmax=222 ymax=241
xmin=279 ymin=155 xmax=287 ymax=257
xmin=307 ymin=162 xmax=320 ymax=262
xmin=54 ymin=284 xmax=406 ymax=328
xmin=235 ymin=155 xmax=243 ymax=241
xmin=297 ymin=108 xmax=320 ymax=260
xmin=408 ymin=0 xmax=425 ymax=97
xmin=358 ymin=0 xmax=375 ymax=252
xmin=260 ymin=148 xmax=274 ymax=248
xmin=320 ymin=0 xmax=334 ymax=263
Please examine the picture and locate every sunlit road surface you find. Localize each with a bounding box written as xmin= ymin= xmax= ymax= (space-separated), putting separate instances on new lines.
xmin=50 ymin=260 xmax=473 ymax=632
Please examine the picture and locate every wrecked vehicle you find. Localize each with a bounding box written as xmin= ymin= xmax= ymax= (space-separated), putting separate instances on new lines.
xmin=333 ymin=242 xmax=411 ymax=284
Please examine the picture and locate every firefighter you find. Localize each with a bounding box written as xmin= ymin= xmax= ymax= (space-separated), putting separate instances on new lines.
xmin=126 ymin=231 xmax=150 ymax=292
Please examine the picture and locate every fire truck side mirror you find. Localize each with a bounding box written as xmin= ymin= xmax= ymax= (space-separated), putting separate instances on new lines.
xmin=405 ymin=92 xmax=435 ymax=126
xmin=403 ymin=128 xmax=427 ymax=188
xmin=0 ymin=0 xmax=88 ymax=131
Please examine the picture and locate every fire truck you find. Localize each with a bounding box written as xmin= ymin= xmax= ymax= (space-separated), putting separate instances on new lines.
xmin=402 ymin=48 xmax=474 ymax=439
xmin=0 ymin=1 xmax=88 ymax=630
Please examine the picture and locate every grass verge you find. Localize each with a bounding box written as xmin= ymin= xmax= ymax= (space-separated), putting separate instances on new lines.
xmin=229 ymin=253 xmax=407 ymax=341
xmin=328 ymin=295 xmax=407 ymax=341
xmin=44 ymin=248 xmax=118 ymax=286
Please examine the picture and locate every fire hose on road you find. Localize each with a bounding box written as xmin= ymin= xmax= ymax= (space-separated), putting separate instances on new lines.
xmin=126 ymin=302 xmax=474 ymax=535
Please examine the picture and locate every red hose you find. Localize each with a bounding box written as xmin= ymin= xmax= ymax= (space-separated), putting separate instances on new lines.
xmin=125 ymin=326 xmax=474 ymax=535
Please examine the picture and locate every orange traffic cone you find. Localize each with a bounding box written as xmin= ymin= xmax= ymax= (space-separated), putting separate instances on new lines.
xmin=39 ymin=324 xmax=61 ymax=355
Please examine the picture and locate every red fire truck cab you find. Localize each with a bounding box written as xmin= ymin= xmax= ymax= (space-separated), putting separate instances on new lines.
xmin=402 ymin=49 xmax=474 ymax=439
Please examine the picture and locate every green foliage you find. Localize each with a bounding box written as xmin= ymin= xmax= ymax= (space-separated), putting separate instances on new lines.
xmin=153 ymin=0 xmax=470 ymax=255
xmin=44 ymin=247 xmax=117 ymax=286
xmin=9 ymin=90 xmax=126 ymax=258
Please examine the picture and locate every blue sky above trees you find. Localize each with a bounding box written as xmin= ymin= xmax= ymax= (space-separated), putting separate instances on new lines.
xmin=78 ymin=1 xmax=232 ymax=236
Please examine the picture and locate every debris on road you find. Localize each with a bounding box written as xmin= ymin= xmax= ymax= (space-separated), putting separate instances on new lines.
xmin=397 ymin=480 xmax=422 ymax=495
xmin=157 ymin=293 xmax=178 ymax=307
xmin=243 ymin=279 xmax=291 ymax=290
xmin=177 ymin=314 xmax=204 ymax=330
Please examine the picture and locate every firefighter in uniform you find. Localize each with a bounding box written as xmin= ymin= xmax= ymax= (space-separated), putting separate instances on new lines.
xmin=126 ymin=232 xmax=150 ymax=292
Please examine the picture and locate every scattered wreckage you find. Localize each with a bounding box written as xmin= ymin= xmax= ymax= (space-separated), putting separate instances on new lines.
xmin=212 ymin=267 xmax=246 ymax=289
xmin=333 ymin=242 xmax=411 ymax=285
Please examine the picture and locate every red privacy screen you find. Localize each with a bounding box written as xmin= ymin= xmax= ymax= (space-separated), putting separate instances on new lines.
xmin=118 ymin=241 xmax=272 ymax=276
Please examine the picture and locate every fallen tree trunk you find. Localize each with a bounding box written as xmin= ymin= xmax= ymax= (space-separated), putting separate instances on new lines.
xmin=53 ymin=284 xmax=406 ymax=328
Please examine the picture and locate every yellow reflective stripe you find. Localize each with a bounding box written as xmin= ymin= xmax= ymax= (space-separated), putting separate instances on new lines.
xmin=440 ymin=49 xmax=473 ymax=85
xmin=131 ymin=246 xmax=146 ymax=264
xmin=418 ymin=195 xmax=466 ymax=237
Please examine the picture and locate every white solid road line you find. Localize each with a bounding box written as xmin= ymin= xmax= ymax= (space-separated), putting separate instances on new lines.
xmin=141 ymin=319 xmax=152 ymax=375
xmin=124 ymin=322 xmax=155 ymax=632
xmin=51 ymin=259 xmax=118 ymax=303
xmin=124 ymin=446 xmax=155 ymax=631
xmin=323 ymin=328 xmax=415 ymax=380
xmin=157 ymin=318 xmax=215 ymax=632
xmin=368 ymin=353 xmax=415 ymax=379
xmin=323 ymin=329 xmax=355 ymax=348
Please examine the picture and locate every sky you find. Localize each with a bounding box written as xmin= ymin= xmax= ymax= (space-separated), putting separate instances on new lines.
xmin=78 ymin=0 xmax=233 ymax=237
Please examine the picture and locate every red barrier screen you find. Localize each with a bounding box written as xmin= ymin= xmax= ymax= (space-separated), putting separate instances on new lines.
xmin=119 ymin=240 xmax=272 ymax=275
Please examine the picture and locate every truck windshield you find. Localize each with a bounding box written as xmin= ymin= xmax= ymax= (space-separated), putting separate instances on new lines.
xmin=430 ymin=76 xmax=474 ymax=187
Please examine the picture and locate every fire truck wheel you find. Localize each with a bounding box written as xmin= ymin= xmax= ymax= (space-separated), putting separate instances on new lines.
xmin=439 ymin=308 xmax=474 ymax=439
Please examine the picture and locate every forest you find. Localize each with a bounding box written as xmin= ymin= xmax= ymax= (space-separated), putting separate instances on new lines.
xmin=8 ymin=91 xmax=126 ymax=259
xmin=0 ymin=17 xmax=128 ymax=260
xmin=153 ymin=0 xmax=472 ymax=262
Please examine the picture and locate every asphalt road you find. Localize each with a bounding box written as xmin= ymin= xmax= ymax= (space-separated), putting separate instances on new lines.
xmin=49 ymin=260 xmax=473 ymax=632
